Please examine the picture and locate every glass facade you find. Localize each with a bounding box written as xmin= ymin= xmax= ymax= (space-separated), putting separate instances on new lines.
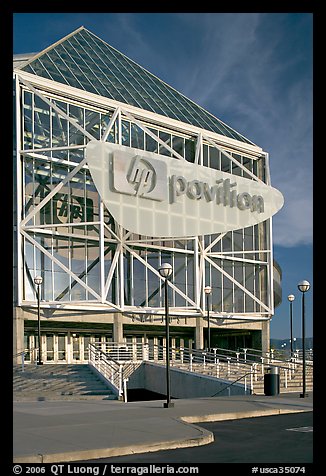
xmin=17 ymin=27 xmax=255 ymax=145
xmin=18 ymin=86 xmax=271 ymax=316
xmin=13 ymin=27 xmax=279 ymax=358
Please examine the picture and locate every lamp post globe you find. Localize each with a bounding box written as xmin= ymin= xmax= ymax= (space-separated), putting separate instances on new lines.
xmin=158 ymin=262 xmax=173 ymax=278
xmin=297 ymin=280 xmax=310 ymax=398
xmin=34 ymin=276 xmax=43 ymax=286
xmin=158 ymin=263 xmax=174 ymax=408
xmin=34 ymin=276 xmax=43 ymax=365
xmin=298 ymin=280 xmax=310 ymax=293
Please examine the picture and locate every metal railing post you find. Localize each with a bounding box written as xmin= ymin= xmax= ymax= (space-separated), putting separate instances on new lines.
xmin=267 ymin=351 xmax=270 ymax=365
xmin=123 ymin=378 xmax=128 ymax=403
xmin=254 ymin=363 xmax=258 ymax=381
xmin=119 ymin=365 xmax=123 ymax=399
xmin=261 ymin=357 xmax=264 ymax=376
xmin=143 ymin=342 xmax=149 ymax=361
xmin=227 ymin=357 xmax=231 ymax=376
xmin=171 ymin=344 xmax=176 ymax=362
xmin=216 ymin=358 xmax=220 ymax=378
xmin=270 ymin=349 xmax=274 ymax=362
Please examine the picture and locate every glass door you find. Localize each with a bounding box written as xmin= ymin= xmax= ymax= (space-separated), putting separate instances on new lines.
xmin=72 ymin=334 xmax=81 ymax=361
xmin=23 ymin=333 xmax=31 ymax=362
xmin=83 ymin=335 xmax=91 ymax=361
xmin=58 ymin=334 xmax=66 ymax=361
xmin=46 ymin=334 xmax=54 ymax=361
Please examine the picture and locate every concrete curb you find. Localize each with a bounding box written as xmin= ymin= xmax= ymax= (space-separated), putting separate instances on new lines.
xmin=181 ymin=407 xmax=312 ymax=424
xmin=13 ymin=407 xmax=312 ymax=464
xmin=13 ymin=419 xmax=213 ymax=464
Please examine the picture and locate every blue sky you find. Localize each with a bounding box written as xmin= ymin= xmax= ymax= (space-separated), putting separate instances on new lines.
xmin=13 ymin=12 xmax=313 ymax=340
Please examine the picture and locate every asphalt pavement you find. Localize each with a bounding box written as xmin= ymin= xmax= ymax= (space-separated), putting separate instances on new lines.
xmin=13 ymin=392 xmax=313 ymax=464
xmin=82 ymin=412 xmax=313 ymax=463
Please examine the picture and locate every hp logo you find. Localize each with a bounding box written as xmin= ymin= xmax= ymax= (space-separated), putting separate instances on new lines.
xmin=127 ymin=157 xmax=156 ymax=197
xmin=112 ymin=151 xmax=167 ymax=201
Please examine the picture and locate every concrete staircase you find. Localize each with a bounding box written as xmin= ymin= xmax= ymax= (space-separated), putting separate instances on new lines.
xmin=13 ymin=364 xmax=118 ymax=401
xmin=251 ymin=363 xmax=314 ymax=395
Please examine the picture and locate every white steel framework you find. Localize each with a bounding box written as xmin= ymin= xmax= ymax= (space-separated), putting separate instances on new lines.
xmin=14 ymin=71 xmax=275 ymax=324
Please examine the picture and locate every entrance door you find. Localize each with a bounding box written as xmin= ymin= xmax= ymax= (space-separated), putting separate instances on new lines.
xmin=72 ymin=334 xmax=81 ymax=362
xmin=57 ymin=334 xmax=66 ymax=361
xmin=83 ymin=335 xmax=91 ymax=361
xmin=46 ymin=334 xmax=54 ymax=362
xmin=23 ymin=334 xmax=31 ymax=362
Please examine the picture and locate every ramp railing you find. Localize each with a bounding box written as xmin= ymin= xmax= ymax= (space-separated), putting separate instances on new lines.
xmin=91 ymin=342 xmax=259 ymax=393
xmin=89 ymin=343 xmax=129 ymax=401
xmin=89 ymin=342 xmax=313 ymax=395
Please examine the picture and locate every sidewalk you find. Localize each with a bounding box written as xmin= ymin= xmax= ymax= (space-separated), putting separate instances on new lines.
xmin=13 ymin=392 xmax=313 ymax=463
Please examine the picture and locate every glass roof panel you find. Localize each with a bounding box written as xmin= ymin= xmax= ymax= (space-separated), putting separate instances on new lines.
xmin=18 ymin=27 xmax=255 ymax=145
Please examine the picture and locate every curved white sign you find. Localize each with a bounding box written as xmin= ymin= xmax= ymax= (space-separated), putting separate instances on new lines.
xmin=86 ymin=140 xmax=284 ymax=237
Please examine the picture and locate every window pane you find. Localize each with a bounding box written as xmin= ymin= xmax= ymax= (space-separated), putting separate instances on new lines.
xmin=159 ymin=131 xmax=171 ymax=156
xmin=131 ymin=123 xmax=144 ymax=149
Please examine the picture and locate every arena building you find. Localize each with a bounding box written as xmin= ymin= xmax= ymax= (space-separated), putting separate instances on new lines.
xmin=13 ymin=27 xmax=283 ymax=364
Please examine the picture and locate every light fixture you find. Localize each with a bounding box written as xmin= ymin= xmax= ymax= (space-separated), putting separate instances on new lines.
xmin=204 ymin=286 xmax=212 ymax=350
xmin=34 ymin=276 xmax=43 ymax=365
xmin=158 ymin=263 xmax=174 ymax=408
xmin=287 ymin=294 xmax=295 ymax=356
xmin=297 ymin=280 xmax=310 ymax=398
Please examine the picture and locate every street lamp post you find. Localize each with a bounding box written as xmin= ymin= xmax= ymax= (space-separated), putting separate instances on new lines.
xmin=34 ymin=276 xmax=43 ymax=365
xmin=158 ymin=263 xmax=174 ymax=408
xmin=297 ymin=280 xmax=310 ymax=398
xmin=204 ymin=286 xmax=212 ymax=350
xmin=288 ymin=294 xmax=295 ymax=356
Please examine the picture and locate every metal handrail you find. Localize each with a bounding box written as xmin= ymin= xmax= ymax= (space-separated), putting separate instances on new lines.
xmin=176 ymin=345 xmax=300 ymax=373
xmin=91 ymin=341 xmax=309 ymax=374
xmin=13 ymin=350 xmax=27 ymax=358
xmin=88 ymin=343 xmax=130 ymax=401
xmin=13 ymin=347 xmax=38 ymax=358
xmin=97 ymin=343 xmax=250 ymax=381
xmin=13 ymin=347 xmax=39 ymax=372
xmin=90 ymin=342 xmax=257 ymax=397
xmin=89 ymin=341 xmax=313 ymax=397
xmin=211 ymin=369 xmax=255 ymax=397
xmin=210 ymin=346 xmax=313 ymax=366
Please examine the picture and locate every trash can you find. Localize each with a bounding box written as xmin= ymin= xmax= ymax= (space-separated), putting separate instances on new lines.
xmin=264 ymin=366 xmax=280 ymax=396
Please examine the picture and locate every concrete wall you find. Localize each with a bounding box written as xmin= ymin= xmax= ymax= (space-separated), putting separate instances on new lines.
xmin=127 ymin=362 xmax=249 ymax=398
xmin=13 ymin=308 xmax=25 ymax=364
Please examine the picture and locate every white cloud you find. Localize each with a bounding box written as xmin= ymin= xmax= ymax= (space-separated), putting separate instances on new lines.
xmin=273 ymin=199 xmax=312 ymax=247
xmin=172 ymin=13 xmax=313 ymax=248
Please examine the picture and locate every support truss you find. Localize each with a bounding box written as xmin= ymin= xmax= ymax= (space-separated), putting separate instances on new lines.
xmin=16 ymin=75 xmax=274 ymax=319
